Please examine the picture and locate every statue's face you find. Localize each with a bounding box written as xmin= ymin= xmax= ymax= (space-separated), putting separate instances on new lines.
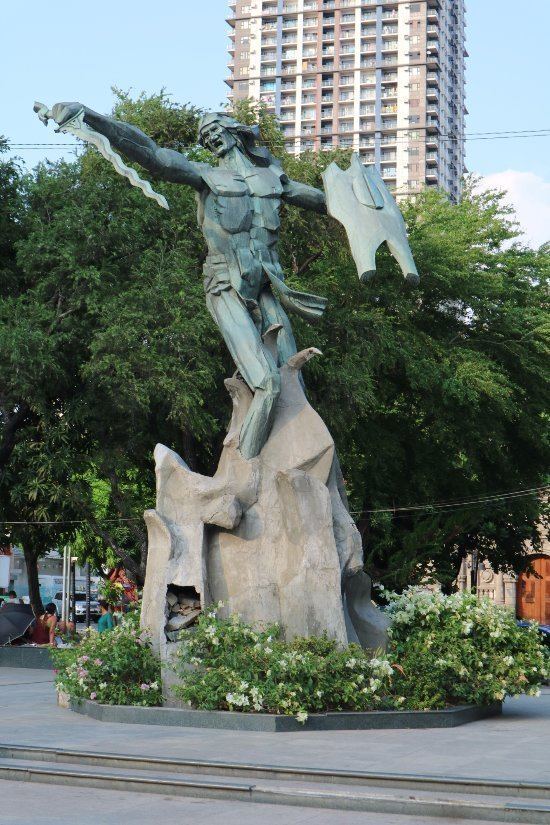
xmin=200 ymin=122 xmax=237 ymax=157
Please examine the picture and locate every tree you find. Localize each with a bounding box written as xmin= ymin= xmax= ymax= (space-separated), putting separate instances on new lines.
xmin=1 ymin=93 xmax=548 ymax=602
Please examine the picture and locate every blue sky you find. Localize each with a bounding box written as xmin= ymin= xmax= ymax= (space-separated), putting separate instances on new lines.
xmin=1 ymin=1 xmax=549 ymax=243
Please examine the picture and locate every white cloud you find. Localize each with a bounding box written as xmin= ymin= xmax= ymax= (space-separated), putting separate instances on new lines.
xmin=476 ymin=170 xmax=550 ymax=249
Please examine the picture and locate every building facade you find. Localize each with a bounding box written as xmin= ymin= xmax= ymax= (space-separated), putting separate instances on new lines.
xmin=456 ymin=534 xmax=550 ymax=625
xmin=226 ymin=0 xmax=466 ymax=200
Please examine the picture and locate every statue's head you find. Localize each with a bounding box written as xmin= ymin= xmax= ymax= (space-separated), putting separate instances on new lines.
xmin=198 ymin=112 xmax=274 ymax=167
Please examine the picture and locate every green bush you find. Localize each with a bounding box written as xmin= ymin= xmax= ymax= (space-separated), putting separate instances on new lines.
xmin=52 ymin=616 xmax=162 ymax=707
xmin=172 ymin=607 xmax=396 ymax=722
xmin=385 ymin=587 xmax=548 ymax=710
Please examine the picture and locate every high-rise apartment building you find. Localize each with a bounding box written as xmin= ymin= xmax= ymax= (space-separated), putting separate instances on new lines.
xmin=226 ymin=0 xmax=466 ymax=200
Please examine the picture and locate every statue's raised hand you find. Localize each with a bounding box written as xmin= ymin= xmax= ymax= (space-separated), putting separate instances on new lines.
xmin=33 ymin=101 xmax=83 ymax=129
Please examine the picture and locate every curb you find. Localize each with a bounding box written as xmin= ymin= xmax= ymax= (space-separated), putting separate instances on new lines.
xmin=70 ymin=698 xmax=502 ymax=731
xmin=0 ymin=646 xmax=53 ymax=670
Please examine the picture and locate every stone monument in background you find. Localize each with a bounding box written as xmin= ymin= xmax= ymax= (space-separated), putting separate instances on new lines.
xmin=35 ymin=101 xmax=419 ymax=668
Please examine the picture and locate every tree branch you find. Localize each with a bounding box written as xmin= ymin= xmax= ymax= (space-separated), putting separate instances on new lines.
xmin=0 ymin=402 xmax=31 ymax=469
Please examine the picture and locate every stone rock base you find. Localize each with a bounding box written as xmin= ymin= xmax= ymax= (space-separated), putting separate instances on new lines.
xmin=141 ymin=346 xmax=389 ymax=665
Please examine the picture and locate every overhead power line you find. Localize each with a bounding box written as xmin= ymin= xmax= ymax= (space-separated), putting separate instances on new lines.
xmin=7 ymin=127 xmax=550 ymax=151
xmin=348 ymin=485 xmax=549 ymax=517
xmin=0 ymin=485 xmax=547 ymax=526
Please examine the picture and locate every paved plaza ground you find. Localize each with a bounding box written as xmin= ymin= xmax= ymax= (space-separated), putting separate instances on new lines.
xmin=1 ymin=667 xmax=549 ymax=823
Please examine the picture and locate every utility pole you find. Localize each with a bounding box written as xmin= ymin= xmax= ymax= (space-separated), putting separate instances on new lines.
xmin=85 ymin=561 xmax=91 ymax=628
xmin=70 ymin=557 xmax=77 ymax=625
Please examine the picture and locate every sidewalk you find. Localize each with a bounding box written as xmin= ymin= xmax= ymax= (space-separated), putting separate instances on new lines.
xmin=1 ymin=667 xmax=549 ymax=783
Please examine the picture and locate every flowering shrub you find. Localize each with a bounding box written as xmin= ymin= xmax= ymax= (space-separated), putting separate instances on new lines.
xmin=172 ymin=607 xmax=396 ymax=722
xmin=385 ymin=587 xmax=548 ymax=709
xmin=52 ymin=617 xmax=162 ymax=707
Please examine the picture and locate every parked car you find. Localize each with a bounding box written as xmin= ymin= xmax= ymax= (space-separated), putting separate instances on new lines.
xmin=53 ymin=591 xmax=100 ymax=620
xmin=517 ymin=620 xmax=550 ymax=649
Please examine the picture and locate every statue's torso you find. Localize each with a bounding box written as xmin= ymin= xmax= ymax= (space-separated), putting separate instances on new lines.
xmin=197 ymin=165 xmax=284 ymax=302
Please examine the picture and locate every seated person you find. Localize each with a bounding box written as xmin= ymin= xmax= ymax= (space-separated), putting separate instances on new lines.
xmin=29 ymin=603 xmax=58 ymax=646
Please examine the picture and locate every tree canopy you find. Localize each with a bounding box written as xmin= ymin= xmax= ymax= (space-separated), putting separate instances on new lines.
xmin=0 ymin=93 xmax=548 ymax=610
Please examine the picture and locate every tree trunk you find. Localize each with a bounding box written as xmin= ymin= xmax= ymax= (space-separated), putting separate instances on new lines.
xmin=23 ymin=545 xmax=44 ymax=615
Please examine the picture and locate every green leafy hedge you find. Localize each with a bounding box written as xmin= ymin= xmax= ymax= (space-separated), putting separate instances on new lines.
xmin=51 ymin=615 xmax=162 ymax=707
xmin=171 ymin=608 xmax=396 ymax=722
xmin=52 ymin=591 xmax=548 ymax=720
xmin=385 ymin=587 xmax=548 ymax=709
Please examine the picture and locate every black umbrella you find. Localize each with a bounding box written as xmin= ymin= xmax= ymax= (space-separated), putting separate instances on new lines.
xmin=0 ymin=603 xmax=35 ymax=645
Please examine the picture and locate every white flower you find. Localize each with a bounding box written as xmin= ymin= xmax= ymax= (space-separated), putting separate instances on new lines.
xmin=99 ymin=682 xmax=107 ymax=690
xmin=296 ymin=710 xmax=308 ymax=724
xmin=150 ymin=681 xmax=159 ymax=690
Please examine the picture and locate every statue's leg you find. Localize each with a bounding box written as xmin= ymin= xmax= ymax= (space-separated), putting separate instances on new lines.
xmin=206 ymin=288 xmax=280 ymax=459
xmin=258 ymin=288 xmax=298 ymax=366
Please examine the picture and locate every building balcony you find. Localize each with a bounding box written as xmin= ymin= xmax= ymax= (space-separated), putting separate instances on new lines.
xmin=426 ymin=152 xmax=439 ymax=164
xmin=382 ymin=168 xmax=397 ymax=178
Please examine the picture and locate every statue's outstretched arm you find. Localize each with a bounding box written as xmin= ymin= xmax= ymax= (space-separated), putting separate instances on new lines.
xmin=281 ymin=175 xmax=327 ymax=215
xmin=43 ymin=102 xmax=205 ymax=191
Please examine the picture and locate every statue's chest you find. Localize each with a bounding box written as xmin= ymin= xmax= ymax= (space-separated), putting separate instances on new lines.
xmin=201 ymin=168 xmax=282 ymax=234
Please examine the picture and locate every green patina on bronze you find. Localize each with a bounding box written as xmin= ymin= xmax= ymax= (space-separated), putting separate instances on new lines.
xmin=38 ymin=103 xmax=418 ymax=459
